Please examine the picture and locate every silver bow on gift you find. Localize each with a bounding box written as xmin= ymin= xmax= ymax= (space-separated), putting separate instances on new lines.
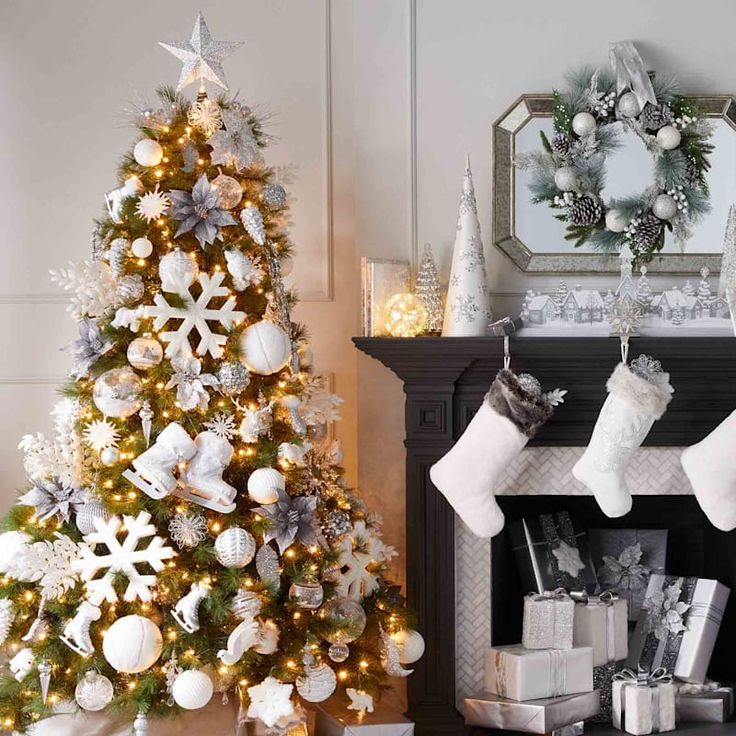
xmin=609 ymin=41 xmax=657 ymax=109
xmin=614 ymin=665 xmax=673 ymax=688
xmin=528 ymin=587 xmax=570 ymax=602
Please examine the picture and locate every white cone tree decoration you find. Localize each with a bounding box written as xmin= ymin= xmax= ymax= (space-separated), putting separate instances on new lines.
xmin=442 ymin=156 xmax=491 ymax=336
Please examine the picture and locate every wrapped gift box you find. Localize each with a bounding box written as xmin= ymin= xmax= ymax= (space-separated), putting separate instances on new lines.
xmin=509 ymin=512 xmax=598 ymax=594
xmin=485 ymin=645 xmax=593 ymax=701
xmin=315 ymin=698 xmax=414 ymax=736
xmin=589 ymin=529 xmax=668 ymax=621
xmin=464 ymin=690 xmax=600 ymax=733
xmin=523 ymin=590 xmax=575 ymax=650
xmin=573 ymin=594 xmax=628 ymax=666
xmin=676 ymin=686 xmax=734 ymax=723
xmin=626 ymin=574 xmax=730 ymax=683
xmin=612 ymin=670 xmax=676 ymax=735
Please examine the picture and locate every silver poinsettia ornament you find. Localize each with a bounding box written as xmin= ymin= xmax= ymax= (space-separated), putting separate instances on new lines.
xmin=18 ymin=478 xmax=88 ymax=524
xmin=64 ymin=318 xmax=113 ymax=379
xmin=253 ymin=489 xmax=319 ymax=554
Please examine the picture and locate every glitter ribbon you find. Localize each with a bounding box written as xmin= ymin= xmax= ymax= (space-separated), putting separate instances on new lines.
xmin=609 ymin=41 xmax=658 ymax=109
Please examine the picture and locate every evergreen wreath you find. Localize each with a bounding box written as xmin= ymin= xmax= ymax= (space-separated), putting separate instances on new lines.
xmin=516 ymin=67 xmax=714 ymax=263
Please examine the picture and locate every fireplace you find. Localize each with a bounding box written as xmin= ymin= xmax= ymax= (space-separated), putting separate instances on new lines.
xmin=354 ymin=336 xmax=736 ymax=736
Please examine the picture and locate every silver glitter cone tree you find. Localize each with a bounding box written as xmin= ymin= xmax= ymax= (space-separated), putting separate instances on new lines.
xmin=415 ymin=243 xmax=443 ymax=334
xmin=0 ymin=12 xmax=419 ymax=733
xmin=442 ymin=156 xmax=491 ymax=336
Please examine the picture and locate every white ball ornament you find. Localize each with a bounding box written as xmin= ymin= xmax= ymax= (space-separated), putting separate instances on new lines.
xmin=127 ymin=337 xmax=164 ymax=370
xmin=133 ymin=139 xmax=164 ymax=167
xmin=554 ymin=166 xmax=578 ymax=192
xmin=605 ymin=209 xmax=628 ymax=233
xmin=102 ymin=615 xmax=163 ymax=673
xmin=657 ymin=125 xmax=681 ymax=150
xmin=93 ymin=367 xmax=143 ymax=418
xmin=247 ymin=467 xmax=285 ymax=504
xmin=215 ymin=527 xmax=256 ymax=568
xmin=618 ymin=92 xmax=641 ymax=118
xmin=392 ymin=629 xmax=425 ymax=664
xmin=100 ymin=446 xmax=121 ymax=466
xmin=172 ymin=669 xmax=214 ymax=710
xmin=131 ymin=237 xmax=153 ymax=259
xmin=572 ymin=111 xmax=596 ymax=137
xmin=653 ymin=193 xmax=678 ymax=220
xmin=239 ymin=321 xmax=291 ymax=375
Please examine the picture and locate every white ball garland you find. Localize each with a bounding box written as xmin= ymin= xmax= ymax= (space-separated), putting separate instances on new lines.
xmin=239 ymin=321 xmax=291 ymax=375
xmin=247 ymin=467 xmax=285 ymax=504
xmin=653 ymin=193 xmax=678 ymax=220
xmin=554 ymin=166 xmax=578 ymax=192
xmin=133 ymin=139 xmax=164 ymax=167
xmin=572 ymin=112 xmax=596 ymax=137
xmin=656 ymin=125 xmax=681 ymax=150
xmin=102 ymin=615 xmax=163 ymax=673
xmin=605 ymin=209 xmax=629 ymax=233
xmin=172 ymin=669 xmax=214 ymax=710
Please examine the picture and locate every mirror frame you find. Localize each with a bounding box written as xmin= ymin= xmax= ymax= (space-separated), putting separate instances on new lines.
xmin=493 ymin=94 xmax=736 ymax=273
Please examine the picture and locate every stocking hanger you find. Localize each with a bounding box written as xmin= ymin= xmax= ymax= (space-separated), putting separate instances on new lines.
xmin=488 ymin=317 xmax=522 ymax=371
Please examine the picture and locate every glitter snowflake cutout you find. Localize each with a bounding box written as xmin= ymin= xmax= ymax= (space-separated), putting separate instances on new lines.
xmin=82 ymin=419 xmax=120 ymax=451
xmin=188 ymin=97 xmax=223 ymax=137
xmin=450 ymin=295 xmax=479 ymax=323
xmin=141 ymin=270 xmax=245 ymax=359
xmin=136 ymin=184 xmax=172 ymax=223
xmin=203 ymin=412 xmax=238 ymax=439
xmin=72 ymin=511 xmax=175 ymax=604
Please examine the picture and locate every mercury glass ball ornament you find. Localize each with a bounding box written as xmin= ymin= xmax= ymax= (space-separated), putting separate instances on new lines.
xmin=75 ymin=500 xmax=113 ymax=536
xmin=100 ymin=447 xmax=121 ymax=466
xmin=289 ymin=580 xmax=325 ymax=610
xmin=657 ymin=125 xmax=681 ymax=150
xmin=159 ymin=248 xmax=199 ymax=294
xmin=75 ymin=670 xmax=114 ymax=711
xmin=133 ymin=138 xmax=164 ymax=167
xmin=653 ymin=193 xmax=678 ymax=220
xmin=327 ymin=643 xmax=350 ymax=663
xmin=215 ymin=527 xmax=256 ymax=568
xmin=572 ymin=111 xmax=596 ymax=137
xmin=212 ymin=171 xmax=243 ymax=209
xmin=127 ymin=336 xmax=164 ymax=370
xmin=131 ymin=237 xmax=153 ymax=259
xmin=384 ymin=293 xmax=427 ymax=337
xmin=605 ymin=209 xmax=628 ymax=233
xmin=93 ymin=367 xmax=143 ymax=418
xmin=617 ymin=92 xmax=641 ymax=119
xmin=554 ymin=166 xmax=578 ymax=192
xmin=216 ymin=361 xmax=250 ymax=396
xmin=319 ymin=598 xmax=367 ymax=646
xmin=261 ymin=182 xmax=287 ymax=211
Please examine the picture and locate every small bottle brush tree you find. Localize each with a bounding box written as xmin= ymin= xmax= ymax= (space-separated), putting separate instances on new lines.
xmin=0 ymin=14 xmax=420 ymax=734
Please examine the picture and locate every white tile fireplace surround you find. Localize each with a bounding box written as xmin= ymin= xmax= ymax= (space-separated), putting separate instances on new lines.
xmin=454 ymin=446 xmax=689 ymax=710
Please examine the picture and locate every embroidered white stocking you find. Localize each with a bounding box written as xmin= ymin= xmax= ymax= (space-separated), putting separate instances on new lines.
xmin=572 ymin=356 xmax=673 ymax=518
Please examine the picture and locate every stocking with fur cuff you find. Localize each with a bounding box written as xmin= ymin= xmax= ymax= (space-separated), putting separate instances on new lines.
xmin=573 ymin=355 xmax=673 ymax=518
xmin=681 ymin=410 xmax=736 ymax=531
xmin=430 ymin=369 xmax=564 ymax=538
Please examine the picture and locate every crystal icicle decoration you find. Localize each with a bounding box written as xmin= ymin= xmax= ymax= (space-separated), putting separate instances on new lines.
xmin=139 ymin=400 xmax=153 ymax=447
xmin=38 ymin=658 xmax=52 ymax=704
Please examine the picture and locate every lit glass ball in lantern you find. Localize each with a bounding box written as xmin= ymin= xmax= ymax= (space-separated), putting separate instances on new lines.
xmin=384 ymin=293 xmax=427 ymax=337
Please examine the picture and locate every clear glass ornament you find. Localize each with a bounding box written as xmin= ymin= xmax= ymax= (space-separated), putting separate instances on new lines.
xmin=319 ymin=598 xmax=367 ymax=645
xmin=75 ymin=670 xmax=114 ymax=711
xmin=212 ymin=171 xmax=243 ymax=209
xmin=384 ymin=293 xmax=427 ymax=337
xmin=288 ymin=580 xmax=324 ymax=610
xmin=327 ymin=643 xmax=350 ymax=662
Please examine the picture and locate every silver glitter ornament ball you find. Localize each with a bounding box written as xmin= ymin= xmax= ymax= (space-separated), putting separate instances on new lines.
xmin=322 ymin=510 xmax=352 ymax=540
xmin=76 ymin=500 xmax=113 ymax=536
xmin=116 ymin=274 xmax=145 ymax=305
xmin=516 ymin=373 xmax=542 ymax=397
xmin=216 ymin=362 xmax=250 ymax=396
xmin=261 ymin=183 xmax=287 ymax=211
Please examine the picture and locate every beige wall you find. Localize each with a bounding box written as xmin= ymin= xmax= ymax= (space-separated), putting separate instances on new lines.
xmin=3 ymin=0 xmax=736 ymax=589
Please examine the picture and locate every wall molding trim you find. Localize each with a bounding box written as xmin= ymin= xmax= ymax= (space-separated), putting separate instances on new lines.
xmin=409 ymin=0 xmax=418 ymax=273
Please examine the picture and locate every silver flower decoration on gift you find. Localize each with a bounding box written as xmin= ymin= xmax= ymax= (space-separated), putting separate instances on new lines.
xmin=253 ymin=489 xmax=320 ymax=554
xmin=552 ymin=540 xmax=586 ymax=578
xmin=643 ymin=581 xmax=691 ymax=641
xmin=165 ymin=355 xmax=217 ymax=411
xmin=598 ymin=542 xmax=650 ymax=593
xmin=169 ymin=173 xmax=237 ymax=249
xmin=64 ymin=318 xmax=113 ymax=379
xmin=208 ymin=107 xmax=263 ymax=172
xmin=17 ymin=478 xmax=88 ymax=524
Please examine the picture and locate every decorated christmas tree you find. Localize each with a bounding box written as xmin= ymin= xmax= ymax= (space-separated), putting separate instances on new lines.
xmin=0 ymin=14 xmax=420 ymax=734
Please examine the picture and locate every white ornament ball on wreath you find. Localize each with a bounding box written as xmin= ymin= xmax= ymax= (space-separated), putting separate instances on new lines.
xmin=247 ymin=467 xmax=285 ymax=504
xmin=172 ymin=669 xmax=214 ymax=710
xmin=653 ymin=194 xmax=678 ymax=220
xmin=605 ymin=209 xmax=629 ymax=233
xmin=131 ymin=237 xmax=153 ymax=259
xmin=127 ymin=337 xmax=164 ymax=370
xmin=392 ymin=629 xmax=426 ymax=664
xmin=102 ymin=615 xmax=163 ymax=673
xmin=215 ymin=527 xmax=256 ymax=568
xmin=100 ymin=446 xmax=121 ymax=466
xmin=239 ymin=321 xmax=291 ymax=375
xmin=572 ymin=111 xmax=596 ymax=137
xmin=657 ymin=125 xmax=681 ymax=150
xmin=618 ymin=92 xmax=641 ymax=119
xmin=554 ymin=166 xmax=578 ymax=192
xmin=133 ymin=139 xmax=164 ymax=167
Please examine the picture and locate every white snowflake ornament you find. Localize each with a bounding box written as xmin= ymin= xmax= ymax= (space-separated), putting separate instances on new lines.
xmin=203 ymin=412 xmax=238 ymax=439
xmin=247 ymin=676 xmax=295 ymax=728
xmin=335 ymin=521 xmax=392 ymax=601
xmin=73 ymin=511 xmax=175 ymax=604
xmin=83 ymin=419 xmax=120 ymax=452
xmin=552 ymin=540 xmax=586 ymax=578
xmin=136 ymin=184 xmax=172 ymax=223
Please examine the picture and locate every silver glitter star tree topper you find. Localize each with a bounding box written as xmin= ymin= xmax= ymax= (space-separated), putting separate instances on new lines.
xmin=159 ymin=12 xmax=243 ymax=92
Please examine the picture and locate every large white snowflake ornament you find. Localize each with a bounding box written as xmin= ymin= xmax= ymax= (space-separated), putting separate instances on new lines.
xmin=247 ymin=676 xmax=295 ymax=728
xmin=136 ymin=184 xmax=172 ymax=223
xmin=72 ymin=511 xmax=175 ymax=604
xmin=335 ymin=521 xmax=390 ymax=601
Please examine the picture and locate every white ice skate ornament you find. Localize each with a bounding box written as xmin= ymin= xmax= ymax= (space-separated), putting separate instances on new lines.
xmin=9 ymin=648 xmax=34 ymax=681
xmin=217 ymin=616 xmax=259 ymax=665
xmin=171 ymin=581 xmax=209 ymax=633
xmin=72 ymin=512 xmax=175 ymax=604
xmin=239 ymin=400 xmax=273 ymax=443
xmin=60 ymin=600 xmax=101 ymax=656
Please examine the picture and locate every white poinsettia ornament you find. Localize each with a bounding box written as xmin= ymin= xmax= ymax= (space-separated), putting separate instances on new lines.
xmin=165 ymin=355 xmax=217 ymax=411
xmin=246 ymin=676 xmax=295 ymax=727
xmin=643 ymin=581 xmax=691 ymax=641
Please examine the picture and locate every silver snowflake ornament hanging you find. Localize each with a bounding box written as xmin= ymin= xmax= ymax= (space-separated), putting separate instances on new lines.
xmin=64 ymin=318 xmax=113 ymax=379
xmin=253 ymin=489 xmax=320 ymax=554
xmin=208 ymin=107 xmax=263 ymax=172
xmin=159 ymin=12 xmax=243 ymax=92
xmin=630 ymin=354 xmax=669 ymax=385
xmin=203 ymin=412 xmax=238 ymax=439
xmin=18 ymin=478 xmax=88 ymax=524
xmin=169 ymin=173 xmax=237 ymax=249
xmin=168 ymin=512 xmax=208 ymax=549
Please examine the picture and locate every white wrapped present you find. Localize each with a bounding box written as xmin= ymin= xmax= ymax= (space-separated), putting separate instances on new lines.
xmin=523 ymin=589 xmax=575 ymax=650
xmin=612 ymin=667 xmax=676 ymax=735
xmin=573 ymin=592 xmax=628 ymax=666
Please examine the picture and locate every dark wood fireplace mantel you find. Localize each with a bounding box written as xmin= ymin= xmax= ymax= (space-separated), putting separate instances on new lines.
xmin=354 ymin=336 xmax=736 ymax=735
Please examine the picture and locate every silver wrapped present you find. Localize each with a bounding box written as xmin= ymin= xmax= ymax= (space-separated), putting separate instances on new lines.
xmin=612 ymin=667 xmax=676 ymax=735
xmin=626 ymin=574 xmax=730 ymax=683
xmin=315 ymin=699 xmax=414 ymax=736
xmin=464 ymin=691 xmax=600 ymax=733
xmin=572 ymin=592 xmax=628 ymax=666
xmin=523 ymin=589 xmax=575 ymax=650
xmin=676 ymin=684 xmax=734 ymax=723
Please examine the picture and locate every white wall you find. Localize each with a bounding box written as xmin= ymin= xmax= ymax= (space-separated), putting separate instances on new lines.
xmin=3 ymin=0 xmax=736 ymax=591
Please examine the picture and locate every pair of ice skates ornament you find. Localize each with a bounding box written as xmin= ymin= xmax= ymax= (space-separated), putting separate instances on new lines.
xmin=124 ymin=422 xmax=237 ymax=513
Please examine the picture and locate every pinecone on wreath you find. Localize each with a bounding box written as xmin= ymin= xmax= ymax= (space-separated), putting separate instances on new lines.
xmin=628 ymin=213 xmax=663 ymax=249
xmin=568 ymin=195 xmax=602 ymax=226
xmin=639 ymin=103 xmax=673 ymax=132
xmin=551 ymin=133 xmax=572 ymax=159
